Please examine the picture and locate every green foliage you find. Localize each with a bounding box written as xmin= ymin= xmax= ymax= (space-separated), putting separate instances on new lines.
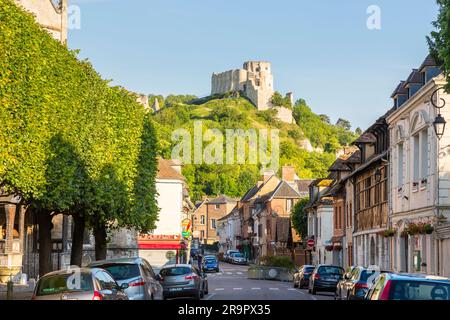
xmin=0 ymin=0 xmax=158 ymax=232
xmin=293 ymin=100 xmax=358 ymax=152
xmin=260 ymin=256 xmax=295 ymax=269
xmin=291 ymin=198 xmax=309 ymax=241
xmin=152 ymin=96 xmax=339 ymax=201
xmin=271 ymin=92 xmax=292 ymax=109
xmin=427 ymin=0 xmax=450 ymax=92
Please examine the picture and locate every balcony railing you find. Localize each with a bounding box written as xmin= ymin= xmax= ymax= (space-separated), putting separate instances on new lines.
xmin=355 ymin=202 xmax=388 ymax=232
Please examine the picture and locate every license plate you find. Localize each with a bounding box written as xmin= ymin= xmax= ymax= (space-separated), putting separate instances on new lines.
xmin=169 ymin=287 xmax=183 ymax=292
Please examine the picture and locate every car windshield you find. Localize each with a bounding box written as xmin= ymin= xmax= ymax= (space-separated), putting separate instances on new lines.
xmin=36 ymin=273 xmax=93 ymax=296
xmin=95 ymin=263 xmax=141 ymax=281
xmin=160 ymin=267 xmax=192 ymax=277
xmin=360 ymin=270 xmax=379 ymax=282
xmin=318 ymin=266 xmax=344 ymax=275
xmin=304 ymin=267 xmax=315 ymax=272
xmin=232 ymin=253 xmax=244 ymax=258
xmin=389 ymin=280 xmax=450 ymax=300
xmin=205 ymin=258 xmax=217 ymax=263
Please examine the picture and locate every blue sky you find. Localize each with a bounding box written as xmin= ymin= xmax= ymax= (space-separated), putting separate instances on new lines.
xmin=69 ymin=0 xmax=438 ymax=130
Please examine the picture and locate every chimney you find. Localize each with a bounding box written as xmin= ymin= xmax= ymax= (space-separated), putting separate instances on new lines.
xmin=170 ymin=159 xmax=182 ymax=174
xmin=282 ymin=166 xmax=295 ymax=183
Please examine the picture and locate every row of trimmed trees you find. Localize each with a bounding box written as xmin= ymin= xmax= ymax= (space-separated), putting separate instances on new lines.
xmin=0 ymin=0 xmax=159 ymax=275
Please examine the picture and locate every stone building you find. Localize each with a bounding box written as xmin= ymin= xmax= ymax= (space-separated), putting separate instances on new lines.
xmin=211 ymin=61 xmax=294 ymax=124
xmin=192 ymin=196 xmax=238 ymax=246
xmin=386 ymin=55 xmax=450 ymax=276
xmin=15 ymin=0 xmax=68 ymax=44
xmin=138 ymin=159 xmax=195 ymax=267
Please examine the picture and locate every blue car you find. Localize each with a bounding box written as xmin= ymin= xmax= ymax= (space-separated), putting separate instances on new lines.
xmin=202 ymin=255 xmax=220 ymax=273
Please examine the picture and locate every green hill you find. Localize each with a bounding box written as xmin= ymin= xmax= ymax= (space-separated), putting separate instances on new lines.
xmin=151 ymin=96 xmax=357 ymax=201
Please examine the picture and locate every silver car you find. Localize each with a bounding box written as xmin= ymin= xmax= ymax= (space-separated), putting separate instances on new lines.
xmin=88 ymin=257 xmax=163 ymax=300
xmin=32 ymin=268 xmax=129 ymax=300
xmin=158 ymin=264 xmax=208 ymax=300
xmin=230 ymin=252 xmax=247 ymax=265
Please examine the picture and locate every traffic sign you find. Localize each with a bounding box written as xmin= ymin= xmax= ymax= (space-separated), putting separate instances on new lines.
xmin=307 ymin=239 xmax=315 ymax=247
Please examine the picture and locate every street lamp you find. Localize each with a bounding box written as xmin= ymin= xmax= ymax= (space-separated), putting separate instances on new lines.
xmin=431 ymin=87 xmax=447 ymax=140
xmin=375 ymin=168 xmax=382 ymax=183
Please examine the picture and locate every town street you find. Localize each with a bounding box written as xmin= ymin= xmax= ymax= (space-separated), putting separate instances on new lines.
xmin=204 ymin=262 xmax=333 ymax=301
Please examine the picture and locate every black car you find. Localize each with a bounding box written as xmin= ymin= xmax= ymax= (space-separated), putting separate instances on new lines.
xmin=308 ymin=264 xmax=344 ymax=295
xmin=336 ymin=266 xmax=386 ymax=300
xmin=293 ymin=265 xmax=315 ymax=288
xmin=365 ymin=272 xmax=450 ymax=300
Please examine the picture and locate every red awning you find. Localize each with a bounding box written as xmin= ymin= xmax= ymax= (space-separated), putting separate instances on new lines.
xmin=139 ymin=243 xmax=182 ymax=250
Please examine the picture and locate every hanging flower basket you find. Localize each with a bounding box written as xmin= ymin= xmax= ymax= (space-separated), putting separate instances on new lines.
xmin=424 ymin=224 xmax=434 ymax=235
xmin=383 ymin=228 xmax=396 ymax=238
xmin=325 ymin=245 xmax=334 ymax=252
xmin=333 ymin=244 xmax=342 ymax=251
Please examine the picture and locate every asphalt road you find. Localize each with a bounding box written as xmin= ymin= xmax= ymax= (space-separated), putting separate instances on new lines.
xmin=203 ymin=262 xmax=333 ymax=301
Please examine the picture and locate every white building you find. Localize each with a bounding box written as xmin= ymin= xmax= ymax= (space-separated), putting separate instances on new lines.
xmin=217 ymin=207 xmax=241 ymax=254
xmin=386 ymin=55 xmax=450 ymax=276
xmin=138 ymin=159 xmax=193 ymax=268
xmin=306 ymin=179 xmax=334 ymax=265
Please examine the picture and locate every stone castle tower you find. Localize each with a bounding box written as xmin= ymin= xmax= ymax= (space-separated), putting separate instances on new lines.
xmin=211 ymin=61 xmax=274 ymax=111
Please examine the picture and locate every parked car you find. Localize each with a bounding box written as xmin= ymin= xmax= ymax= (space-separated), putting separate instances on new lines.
xmin=229 ymin=252 xmax=247 ymax=265
xmin=335 ymin=266 xmax=356 ymax=299
xmin=365 ymin=273 xmax=450 ymax=300
xmin=32 ymin=268 xmax=129 ymax=300
xmin=203 ymin=255 xmax=220 ymax=273
xmin=158 ymin=264 xmax=208 ymax=300
xmin=336 ymin=266 xmax=387 ymax=300
xmin=293 ymin=265 xmax=315 ymax=288
xmin=308 ymin=264 xmax=344 ymax=295
xmin=224 ymin=250 xmax=240 ymax=262
xmin=88 ymin=257 xmax=163 ymax=300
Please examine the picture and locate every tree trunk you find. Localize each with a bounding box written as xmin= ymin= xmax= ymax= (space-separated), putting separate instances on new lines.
xmin=70 ymin=213 xmax=85 ymax=267
xmin=37 ymin=210 xmax=53 ymax=277
xmin=94 ymin=223 xmax=107 ymax=261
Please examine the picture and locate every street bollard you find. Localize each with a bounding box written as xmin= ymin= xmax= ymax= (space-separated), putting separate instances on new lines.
xmin=6 ymin=275 xmax=13 ymax=300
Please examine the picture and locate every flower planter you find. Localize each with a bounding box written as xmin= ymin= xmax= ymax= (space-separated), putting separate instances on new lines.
xmin=325 ymin=245 xmax=333 ymax=252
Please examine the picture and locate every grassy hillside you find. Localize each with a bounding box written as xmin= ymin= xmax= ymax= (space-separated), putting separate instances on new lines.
xmin=151 ymin=96 xmax=356 ymax=201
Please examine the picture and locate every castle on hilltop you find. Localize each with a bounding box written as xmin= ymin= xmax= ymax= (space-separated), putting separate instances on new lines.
xmin=211 ymin=61 xmax=294 ymax=123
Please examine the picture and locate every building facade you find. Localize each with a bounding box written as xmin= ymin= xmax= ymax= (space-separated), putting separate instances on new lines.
xmin=386 ymin=55 xmax=450 ymax=276
xmin=192 ymin=196 xmax=237 ymax=246
xmin=138 ymin=159 xmax=194 ymax=268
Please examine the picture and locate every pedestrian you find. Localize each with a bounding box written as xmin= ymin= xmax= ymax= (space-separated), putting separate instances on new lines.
xmin=197 ymin=253 xmax=203 ymax=272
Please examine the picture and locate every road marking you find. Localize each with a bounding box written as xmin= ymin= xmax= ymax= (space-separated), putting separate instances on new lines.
xmin=226 ymin=272 xmax=233 ymax=275
xmin=287 ymin=288 xmax=297 ymax=291
xmin=233 ymin=288 xmax=243 ymax=290
xmin=236 ymin=272 xmax=243 ymax=275
xmin=269 ymin=288 xmax=280 ymax=291
xmin=214 ymin=288 xmax=225 ymax=291
xmin=251 ymin=288 xmax=261 ymax=290
xmin=311 ymin=296 xmax=317 ymax=300
xmin=204 ymin=293 xmax=216 ymax=300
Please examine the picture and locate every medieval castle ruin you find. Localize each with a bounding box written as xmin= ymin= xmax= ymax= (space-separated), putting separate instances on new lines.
xmin=211 ymin=61 xmax=294 ymax=124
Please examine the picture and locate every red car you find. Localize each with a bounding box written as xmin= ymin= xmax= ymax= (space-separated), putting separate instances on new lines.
xmin=366 ymin=273 xmax=450 ymax=300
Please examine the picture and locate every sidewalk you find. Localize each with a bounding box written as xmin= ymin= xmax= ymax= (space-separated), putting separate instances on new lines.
xmin=0 ymin=283 xmax=34 ymax=300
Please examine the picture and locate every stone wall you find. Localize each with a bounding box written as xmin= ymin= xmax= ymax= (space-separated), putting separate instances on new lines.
xmin=211 ymin=61 xmax=274 ymax=111
xmin=15 ymin=0 xmax=68 ymax=43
